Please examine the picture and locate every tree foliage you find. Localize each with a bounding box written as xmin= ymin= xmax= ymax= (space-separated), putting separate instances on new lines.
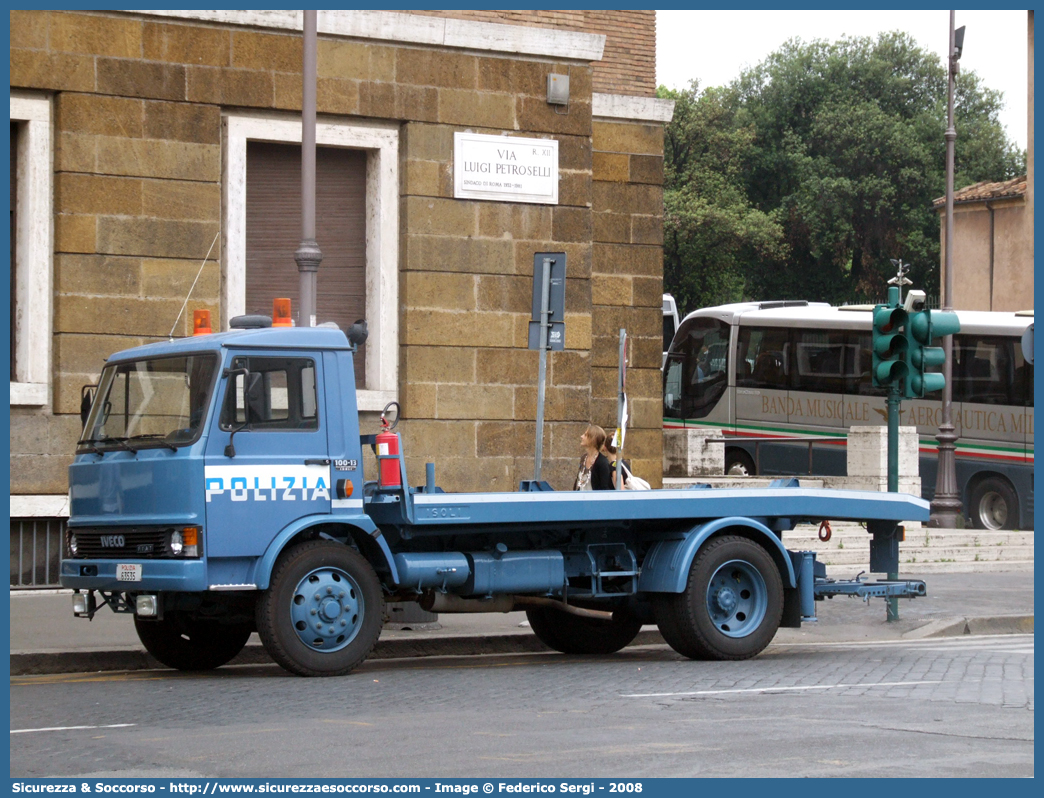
xmin=660 ymin=32 xmax=1025 ymax=313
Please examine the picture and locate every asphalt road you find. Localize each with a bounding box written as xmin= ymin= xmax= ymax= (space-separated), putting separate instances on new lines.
xmin=10 ymin=633 xmax=1033 ymax=779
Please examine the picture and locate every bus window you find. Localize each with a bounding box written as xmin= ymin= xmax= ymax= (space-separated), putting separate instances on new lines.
xmin=662 ymin=317 xmax=729 ymax=419
xmin=955 ymin=335 xmax=1019 ymax=406
xmin=845 ymin=332 xmax=887 ymax=397
xmin=793 ymin=329 xmax=849 ymax=394
xmin=737 ymin=327 xmax=791 ymax=390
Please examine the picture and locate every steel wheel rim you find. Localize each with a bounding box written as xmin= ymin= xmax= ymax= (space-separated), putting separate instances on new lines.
xmin=290 ymin=566 xmax=364 ymax=652
xmin=979 ymin=491 xmax=1008 ymax=530
xmin=705 ymin=558 xmax=768 ymax=638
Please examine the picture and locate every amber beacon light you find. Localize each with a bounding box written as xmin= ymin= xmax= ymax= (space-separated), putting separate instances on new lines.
xmin=192 ymin=309 xmax=212 ymax=335
xmin=272 ymin=298 xmax=293 ymax=327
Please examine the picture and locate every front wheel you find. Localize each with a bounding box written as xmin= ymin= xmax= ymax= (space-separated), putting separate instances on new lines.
xmin=654 ymin=535 xmax=783 ymax=660
xmin=257 ymin=541 xmax=384 ymax=677
xmin=526 ymin=606 xmax=643 ymax=655
xmin=969 ymin=477 xmax=1019 ymax=530
xmin=134 ymin=613 xmax=252 ymax=671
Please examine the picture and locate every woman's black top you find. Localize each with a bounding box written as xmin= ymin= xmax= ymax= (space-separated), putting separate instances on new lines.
xmin=590 ymin=452 xmax=613 ymax=491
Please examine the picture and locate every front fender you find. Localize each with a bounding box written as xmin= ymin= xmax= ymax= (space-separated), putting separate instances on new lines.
xmin=252 ymin=513 xmax=399 ymax=590
xmin=638 ymin=516 xmax=797 ymax=593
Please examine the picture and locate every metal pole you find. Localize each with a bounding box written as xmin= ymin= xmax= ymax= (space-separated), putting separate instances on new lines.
xmin=616 ymin=329 xmax=627 ymax=490
xmin=930 ymin=10 xmax=962 ymax=527
xmin=886 ymin=384 xmax=900 ymax=619
xmin=534 ymin=257 xmax=552 ymax=482
xmin=295 ymin=9 xmax=322 ymax=328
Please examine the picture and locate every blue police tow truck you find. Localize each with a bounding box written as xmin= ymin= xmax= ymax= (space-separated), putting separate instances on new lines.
xmin=62 ymin=313 xmax=929 ymax=677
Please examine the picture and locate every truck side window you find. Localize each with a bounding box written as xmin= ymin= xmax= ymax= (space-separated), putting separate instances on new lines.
xmin=220 ymin=356 xmax=319 ymax=431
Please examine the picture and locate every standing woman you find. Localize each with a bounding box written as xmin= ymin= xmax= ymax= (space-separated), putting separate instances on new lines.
xmin=573 ymin=424 xmax=613 ymax=491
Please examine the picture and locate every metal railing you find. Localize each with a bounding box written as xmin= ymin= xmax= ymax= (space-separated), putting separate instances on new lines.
xmin=10 ymin=517 xmax=66 ymax=589
xmin=710 ymin=435 xmax=848 ymax=476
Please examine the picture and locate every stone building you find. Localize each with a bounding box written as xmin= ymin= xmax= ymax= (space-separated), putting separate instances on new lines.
xmin=8 ymin=9 xmax=673 ymax=569
xmin=935 ymin=176 xmax=1033 ymax=312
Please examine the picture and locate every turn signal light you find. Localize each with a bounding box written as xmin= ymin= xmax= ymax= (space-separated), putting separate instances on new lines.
xmin=193 ymin=309 xmax=212 ymax=335
xmin=272 ymin=298 xmax=293 ymax=327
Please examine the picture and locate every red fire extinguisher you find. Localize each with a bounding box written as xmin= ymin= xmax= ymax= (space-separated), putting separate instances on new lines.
xmin=376 ymin=402 xmax=401 ymax=488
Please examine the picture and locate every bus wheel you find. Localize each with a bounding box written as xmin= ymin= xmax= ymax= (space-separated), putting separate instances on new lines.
xmin=969 ymin=477 xmax=1018 ymax=530
xmin=654 ymin=535 xmax=782 ymax=660
xmin=134 ymin=613 xmax=252 ymax=671
xmin=725 ymin=449 xmax=756 ymax=476
xmin=525 ymin=606 xmax=643 ymax=655
xmin=257 ymin=541 xmax=384 ymax=677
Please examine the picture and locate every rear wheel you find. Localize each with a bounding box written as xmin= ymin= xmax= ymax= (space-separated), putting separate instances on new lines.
xmin=969 ymin=477 xmax=1019 ymax=530
xmin=526 ymin=606 xmax=643 ymax=655
xmin=654 ymin=535 xmax=783 ymax=660
xmin=724 ymin=449 xmax=756 ymax=476
xmin=256 ymin=540 xmax=384 ymax=677
xmin=134 ymin=613 xmax=252 ymax=671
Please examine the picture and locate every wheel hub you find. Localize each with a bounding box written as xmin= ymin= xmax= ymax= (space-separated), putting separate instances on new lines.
xmin=290 ymin=567 xmax=364 ymax=652
xmin=705 ymin=559 xmax=769 ymax=638
xmin=713 ymin=586 xmax=738 ymax=613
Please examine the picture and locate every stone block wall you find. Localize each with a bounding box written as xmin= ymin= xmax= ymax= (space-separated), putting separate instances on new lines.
xmin=9 ymin=10 xmax=667 ymax=496
xmin=590 ymin=118 xmax=665 ymax=487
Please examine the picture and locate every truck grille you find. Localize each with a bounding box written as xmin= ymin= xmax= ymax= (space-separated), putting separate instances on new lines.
xmin=69 ymin=527 xmax=173 ymax=559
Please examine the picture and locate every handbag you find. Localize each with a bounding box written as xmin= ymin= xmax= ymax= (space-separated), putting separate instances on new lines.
xmin=621 ymin=463 xmax=651 ymax=490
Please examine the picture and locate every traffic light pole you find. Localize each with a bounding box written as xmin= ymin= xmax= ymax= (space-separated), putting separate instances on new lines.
xmin=886 ymin=383 xmax=900 ymax=621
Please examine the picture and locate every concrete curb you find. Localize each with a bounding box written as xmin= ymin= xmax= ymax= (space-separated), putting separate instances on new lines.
xmin=902 ymin=614 xmax=1034 ymax=639
xmin=11 ymin=619 xmax=1032 ymax=676
xmin=9 ymin=630 xmax=667 ymax=676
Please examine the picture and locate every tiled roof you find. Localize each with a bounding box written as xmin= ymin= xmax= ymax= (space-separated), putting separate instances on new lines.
xmin=933 ymin=176 xmax=1027 ymax=207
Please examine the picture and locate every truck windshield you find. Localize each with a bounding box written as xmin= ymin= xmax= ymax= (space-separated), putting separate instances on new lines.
xmin=80 ymin=353 xmax=219 ymax=451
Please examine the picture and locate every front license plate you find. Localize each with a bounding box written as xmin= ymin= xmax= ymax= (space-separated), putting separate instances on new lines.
xmin=117 ymin=563 xmax=142 ymax=582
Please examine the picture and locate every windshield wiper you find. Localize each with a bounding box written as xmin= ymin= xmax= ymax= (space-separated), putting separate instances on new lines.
xmin=127 ymin=434 xmax=178 ymax=451
xmin=77 ymin=436 xmax=136 ymax=453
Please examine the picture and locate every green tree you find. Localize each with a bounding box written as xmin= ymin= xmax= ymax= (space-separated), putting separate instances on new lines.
xmin=658 ymin=82 xmax=785 ymax=316
xmin=661 ymin=32 xmax=1024 ymax=309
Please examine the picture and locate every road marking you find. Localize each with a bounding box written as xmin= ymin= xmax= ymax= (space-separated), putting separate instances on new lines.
xmin=11 ymin=723 xmax=136 ymax=735
xmin=622 ymin=679 xmax=943 ymax=698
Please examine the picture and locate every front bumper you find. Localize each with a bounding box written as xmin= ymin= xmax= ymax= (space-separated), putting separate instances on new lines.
xmin=60 ymin=558 xmax=207 ymax=592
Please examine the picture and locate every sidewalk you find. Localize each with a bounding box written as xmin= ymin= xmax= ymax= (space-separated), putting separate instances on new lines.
xmin=9 ymin=570 xmax=1033 ymax=675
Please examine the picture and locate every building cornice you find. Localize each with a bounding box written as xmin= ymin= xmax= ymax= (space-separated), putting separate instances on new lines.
xmin=593 ymin=93 xmax=675 ymax=123
xmin=127 ymin=10 xmax=606 ymax=62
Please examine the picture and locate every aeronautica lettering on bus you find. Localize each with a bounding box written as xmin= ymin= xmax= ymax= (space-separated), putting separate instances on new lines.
xmin=204 ymin=465 xmax=330 ymax=503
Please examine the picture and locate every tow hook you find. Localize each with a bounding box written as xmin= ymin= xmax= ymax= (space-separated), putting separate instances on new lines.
xmin=818 ymin=520 xmax=832 ymax=542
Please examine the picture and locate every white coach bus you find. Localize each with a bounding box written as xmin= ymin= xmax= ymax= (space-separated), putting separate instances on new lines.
xmin=663 ymin=301 xmax=1034 ymax=530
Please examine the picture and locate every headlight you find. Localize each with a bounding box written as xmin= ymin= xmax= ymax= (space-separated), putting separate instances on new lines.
xmin=68 ymin=532 xmax=78 ymax=556
xmin=168 ymin=527 xmax=199 ymax=557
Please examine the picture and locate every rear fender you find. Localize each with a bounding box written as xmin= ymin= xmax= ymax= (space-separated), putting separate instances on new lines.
xmin=638 ymin=516 xmax=796 ymax=593
xmin=253 ymin=514 xmax=398 ymax=590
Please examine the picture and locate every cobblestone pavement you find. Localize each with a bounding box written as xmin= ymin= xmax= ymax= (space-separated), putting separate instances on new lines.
xmin=10 ymin=635 xmax=1033 ymax=778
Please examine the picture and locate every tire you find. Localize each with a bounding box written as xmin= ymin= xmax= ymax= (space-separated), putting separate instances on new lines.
xmin=969 ymin=477 xmax=1019 ymax=530
xmin=724 ymin=449 xmax=756 ymax=476
xmin=134 ymin=613 xmax=252 ymax=671
xmin=526 ymin=606 xmax=643 ymax=655
xmin=653 ymin=535 xmax=783 ymax=660
xmin=256 ymin=540 xmax=384 ymax=677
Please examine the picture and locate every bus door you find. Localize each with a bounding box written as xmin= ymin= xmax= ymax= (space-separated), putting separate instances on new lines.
xmin=788 ymin=328 xmax=848 ymax=474
xmin=735 ymin=326 xmax=790 ymax=473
